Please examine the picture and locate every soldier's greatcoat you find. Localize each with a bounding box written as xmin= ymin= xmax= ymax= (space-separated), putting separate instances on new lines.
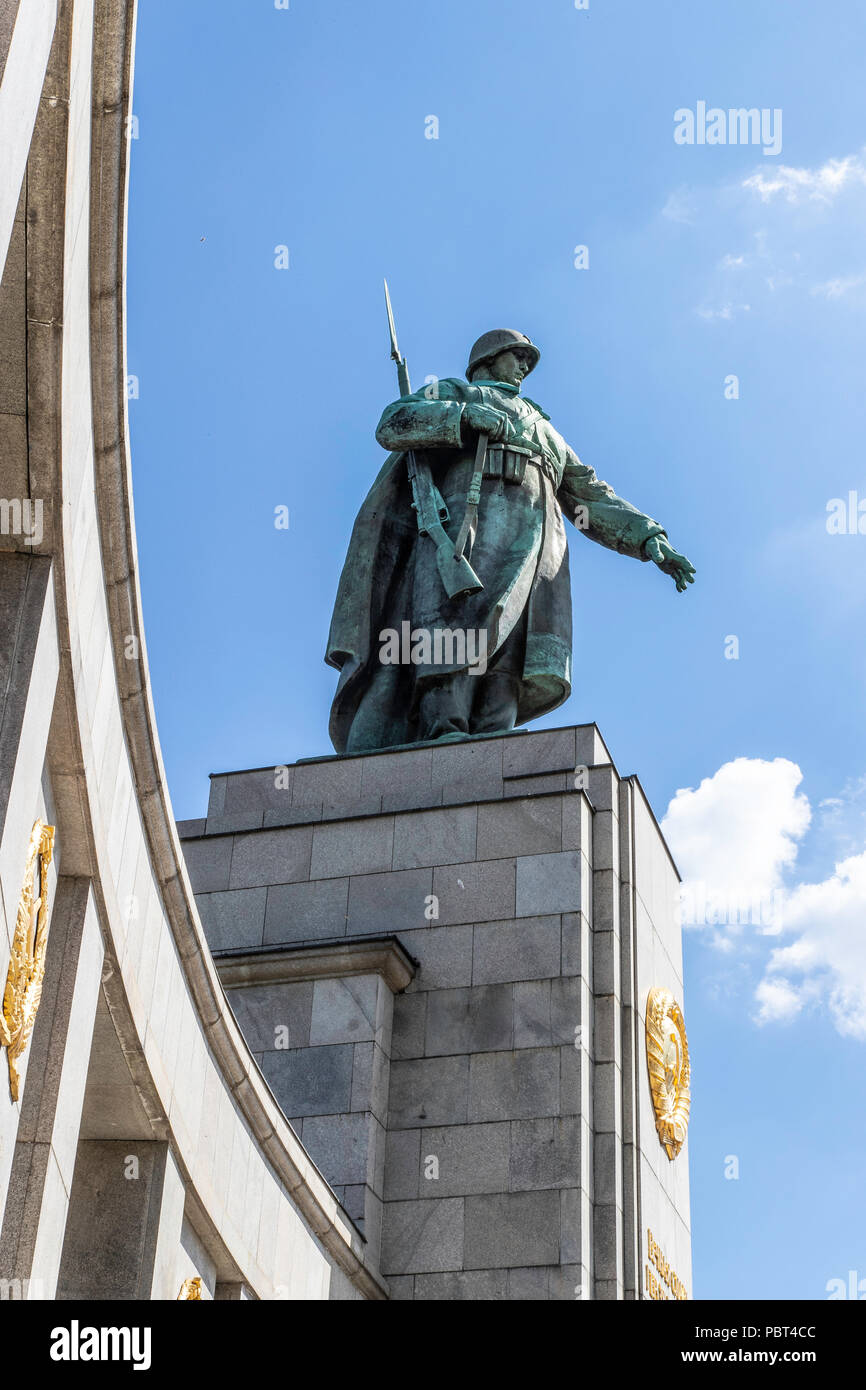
xmin=326 ymin=376 xmax=666 ymax=753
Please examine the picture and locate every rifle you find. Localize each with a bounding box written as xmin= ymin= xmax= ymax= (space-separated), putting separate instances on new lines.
xmin=384 ymin=280 xmax=483 ymax=600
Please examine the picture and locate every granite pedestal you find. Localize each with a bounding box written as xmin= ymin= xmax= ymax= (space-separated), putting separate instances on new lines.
xmin=178 ymin=723 xmax=692 ymax=1300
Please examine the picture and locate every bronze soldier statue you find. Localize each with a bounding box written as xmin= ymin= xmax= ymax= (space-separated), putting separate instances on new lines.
xmin=326 ymin=308 xmax=695 ymax=754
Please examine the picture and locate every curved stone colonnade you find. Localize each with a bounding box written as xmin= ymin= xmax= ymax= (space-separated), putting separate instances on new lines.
xmin=0 ymin=0 xmax=383 ymax=1300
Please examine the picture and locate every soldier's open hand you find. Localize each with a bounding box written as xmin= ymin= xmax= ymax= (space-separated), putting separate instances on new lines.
xmin=644 ymin=536 xmax=696 ymax=593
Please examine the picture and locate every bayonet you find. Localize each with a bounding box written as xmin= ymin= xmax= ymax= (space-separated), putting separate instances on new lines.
xmin=383 ymin=280 xmax=482 ymax=600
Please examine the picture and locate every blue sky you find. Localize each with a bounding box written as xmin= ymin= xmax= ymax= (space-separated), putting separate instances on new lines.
xmin=127 ymin=0 xmax=866 ymax=1298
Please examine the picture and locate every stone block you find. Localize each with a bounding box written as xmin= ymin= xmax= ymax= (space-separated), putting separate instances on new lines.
xmin=389 ymin=1056 xmax=469 ymax=1130
xmin=502 ymin=727 xmax=576 ymax=777
xmin=560 ymin=1044 xmax=590 ymax=1119
xmin=350 ymin=1041 xmax=390 ymax=1121
xmin=384 ymin=1129 xmax=421 ymax=1201
xmin=415 ymin=1269 xmax=508 ymax=1300
xmin=468 ymin=1049 xmax=559 ymax=1122
xmin=260 ymin=1044 xmax=354 ymax=1117
xmin=300 ymin=1112 xmax=372 ymax=1188
xmin=431 ymin=859 xmax=515 ymax=926
xmin=346 ymin=867 xmax=432 ymax=936
xmin=593 ymin=930 xmax=617 ymax=996
xmin=574 ymin=725 xmax=611 ymax=767
xmin=421 ymin=1122 xmax=510 ymax=1196
xmin=507 ymin=1266 xmax=550 ymax=1299
xmin=516 ymin=851 xmax=581 ymax=916
xmin=309 ymin=976 xmax=380 ymax=1046
xmin=310 ymin=816 xmax=394 ymax=879
xmin=571 ymin=917 xmax=594 ymax=987
xmin=206 ymin=810 xmax=262 ymax=835
xmin=292 ymin=757 xmax=364 ymax=807
xmin=360 ymin=747 xmax=433 ymax=801
xmin=176 ymin=818 xmax=206 ymax=838
xmin=392 ymin=805 xmax=477 ymax=870
xmin=594 ymin=995 xmax=620 ymax=1066
xmin=431 ymin=737 xmax=504 ymax=795
xmin=381 ymin=1198 xmax=464 ymax=1275
xmin=181 ymin=836 xmax=232 ymax=893
xmin=264 ymin=878 xmax=349 ymax=944
xmin=425 ymin=984 xmax=513 ymax=1056
xmin=588 ymin=766 xmax=619 ymax=813
xmin=386 ymin=1276 xmax=415 ymax=1300
xmin=228 ymin=827 xmax=313 ymax=890
xmin=561 ymin=793 xmax=589 ymax=853
xmin=476 ymin=797 xmax=561 ymax=860
xmin=503 ymin=772 xmax=569 ymax=797
xmin=473 ymin=915 xmax=560 ymax=986
xmin=221 ymin=768 xmax=290 ymax=814
xmin=509 ymin=1117 xmax=581 ymax=1192
xmin=464 ymin=1191 xmax=560 ymax=1268
xmin=226 ymin=981 xmax=314 ymax=1052
xmin=512 ymin=978 xmax=581 ymax=1050
xmin=560 ymin=1187 xmax=586 ymax=1265
xmin=402 ymin=924 xmax=473 ymax=990
xmin=391 ymin=993 xmax=427 ymax=1060
xmin=197 ymin=888 xmax=266 ymax=952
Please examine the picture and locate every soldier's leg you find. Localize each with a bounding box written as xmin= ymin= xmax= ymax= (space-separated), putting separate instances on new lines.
xmin=467 ymin=614 xmax=524 ymax=734
xmin=468 ymin=669 xmax=520 ymax=734
xmin=416 ymin=672 xmax=475 ymax=741
xmin=345 ymin=665 xmax=406 ymax=753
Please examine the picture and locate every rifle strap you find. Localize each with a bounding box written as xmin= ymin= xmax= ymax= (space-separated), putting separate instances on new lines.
xmin=453 ymin=432 xmax=488 ymax=561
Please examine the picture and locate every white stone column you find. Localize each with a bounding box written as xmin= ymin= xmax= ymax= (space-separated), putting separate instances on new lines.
xmin=0 ymin=877 xmax=103 ymax=1297
xmin=56 ymin=1139 xmax=186 ymax=1300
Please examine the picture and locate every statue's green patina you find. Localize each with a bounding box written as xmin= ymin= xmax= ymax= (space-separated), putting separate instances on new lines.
xmin=326 ymin=313 xmax=695 ymax=755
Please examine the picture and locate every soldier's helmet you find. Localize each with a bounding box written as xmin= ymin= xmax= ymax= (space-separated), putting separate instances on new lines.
xmin=466 ymin=329 xmax=540 ymax=380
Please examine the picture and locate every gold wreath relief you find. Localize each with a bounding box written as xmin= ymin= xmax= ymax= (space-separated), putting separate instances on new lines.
xmin=645 ymin=987 xmax=691 ymax=1161
xmin=178 ymin=1277 xmax=203 ymax=1300
xmin=0 ymin=820 xmax=56 ymax=1102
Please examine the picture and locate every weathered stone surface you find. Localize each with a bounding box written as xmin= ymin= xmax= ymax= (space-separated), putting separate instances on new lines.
xmin=346 ymin=866 xmax=431 ymax=936
xmin=310 ymin=816 xmax=394 ymax=879
xmin=463 ymin=1191 xmax=560 ymax=1268
xmin=468 ymin=1049 xmax=559 ymax=1122
xmin=260 ymin=1044 xmax=354 ymax=1117
xmin=473 ymin=915 xmax=560 ymax=986
xmin=264 ymin=877 xmax=349 ymax=944
xmin=425 ymin=985 xmax=513 ymax=1057
xmin=388 ymin=1056 xmax=469 ymax=1130
xmin=381 ymin=1198 xmax=464 ymax=1275
xmin=516 ymin=851 xmax=581 ymax=916
xmin=476 ymin=796 xmax=562 ymax=860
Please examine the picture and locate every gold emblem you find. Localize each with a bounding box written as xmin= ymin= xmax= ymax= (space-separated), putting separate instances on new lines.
xmin=0 ymin=820 xmax=56 ymax=1102
xmin=178 ymin=1277 xmax=203 ymax=1300
xmin=645 ymin=987 xmax=690 ymax=1160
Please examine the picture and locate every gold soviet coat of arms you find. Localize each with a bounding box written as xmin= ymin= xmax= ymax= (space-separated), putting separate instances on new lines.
xmin=0 ymin=820 xmax=56 ymax=1102
xmin=645 ymin=987 xmax=691 ymax=1160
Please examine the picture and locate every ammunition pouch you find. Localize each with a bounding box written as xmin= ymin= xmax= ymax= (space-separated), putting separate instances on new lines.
xmin=484 ymin=444 xmax=557 ymax=487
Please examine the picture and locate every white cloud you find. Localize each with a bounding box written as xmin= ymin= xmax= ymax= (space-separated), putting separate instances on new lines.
xmin=661 ymin=149 xmax=866 ymax=318
xmin=742 ymin=153 xmax=866 ymax=205
xmin=663 ymin=758 xmax=866 ymax=1039
xmin=695 ymin=301 xmax=751 ymax=321
xmin=662 ymin=756 xmax=810 ymax=905
xmin=765 ymin=851 xmax=866 ymax=1038
xmin=661 ymin=188 xmax=697 ymax=224
xmin=755 ymin=976 xmax=804 ymax=1023
xmin=811 ymin=271 xmax=866 ymax=299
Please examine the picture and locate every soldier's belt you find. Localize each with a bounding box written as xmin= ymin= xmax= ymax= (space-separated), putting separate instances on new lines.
xmin=485 ymin=444 xmax=557 ymax=487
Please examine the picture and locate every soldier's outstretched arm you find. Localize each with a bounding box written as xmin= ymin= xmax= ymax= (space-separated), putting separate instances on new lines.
xmin=558 ymin=450 xmax=695 ymax=592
